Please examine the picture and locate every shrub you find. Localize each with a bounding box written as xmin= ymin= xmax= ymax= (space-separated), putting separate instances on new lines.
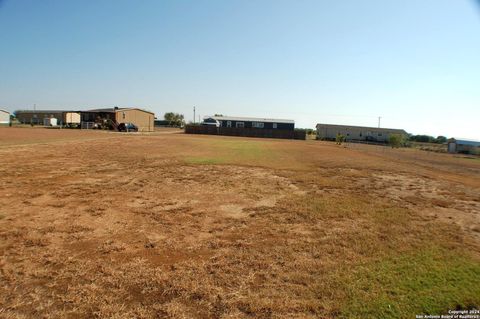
xmin=389 ymin=134 xmax=405 ymax=148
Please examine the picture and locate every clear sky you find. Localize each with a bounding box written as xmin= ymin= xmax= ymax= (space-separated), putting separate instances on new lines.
xmin=0 ymin=0 xmax=479 ymax=138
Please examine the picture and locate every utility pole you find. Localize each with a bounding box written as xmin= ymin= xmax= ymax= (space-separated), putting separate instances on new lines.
xmin=193 ymin=106 xmax=196 ymax=124
xmin=378 ymin=116 xmax=381 ymax=128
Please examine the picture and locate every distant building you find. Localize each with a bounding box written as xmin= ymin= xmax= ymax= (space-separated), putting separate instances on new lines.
xmin=15 ymin=108 xmax=154 ymax=131
xmin=154 ymin=120 xmax=171 ymax=127
xmin=205 ymin=115 xmax=295 ymax=130
xmin=81 ymin=107 xmax=154 ymax=132
xmin=15 ymin=110 xmax=79 ymax=126
xmin=447 ymin=138 xmax=480 ymax=155
xmin=316 ymin=123 xmax=407 ymax=143
xmin=0 ymin=110 xmax=10 ymax=125
xmin=187 ymin=115 xmax=301 ymax=139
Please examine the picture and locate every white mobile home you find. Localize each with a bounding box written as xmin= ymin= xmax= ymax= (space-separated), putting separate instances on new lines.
xmin=316 ymin=123 xmax=407 ymax=143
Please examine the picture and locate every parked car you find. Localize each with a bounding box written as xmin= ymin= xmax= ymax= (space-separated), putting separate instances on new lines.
xmin=118 ymin=122 xmax=138 ymax=132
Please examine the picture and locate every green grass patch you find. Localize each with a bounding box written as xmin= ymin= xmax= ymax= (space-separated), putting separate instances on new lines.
xmin=294 ymin=193 xmax=411 ymax=225
xmin=184 ymin=138 xmax=277 ymax=166
xmin=210 ymin=139 xmax=273 ymax=163
xmin=337 ymin=247 xmax=480 ymax=319
xmin=289 ymin=194 xmax=480 ymax=318
xmin=184 ymin=156 xmax=225 ymax=165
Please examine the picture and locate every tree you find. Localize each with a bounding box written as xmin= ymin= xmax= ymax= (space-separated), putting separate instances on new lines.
xmin=164 ymin=112 xmax=185 ymax=127
xmin=435 ymin=136 xmax=447 ymax=144
xmin=408 ymin=134 xmax=448 ymax=144
xmin=389 ymin=134 xmax=405 ymax=148
xmin=336 ymin=133 xmax=346 ymax=145
xmin=409 ymin=135 xmax=435 ymax=143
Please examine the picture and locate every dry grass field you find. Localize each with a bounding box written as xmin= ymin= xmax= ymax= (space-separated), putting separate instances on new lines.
xmin=1 ymin=127 xmax=479 ymax=318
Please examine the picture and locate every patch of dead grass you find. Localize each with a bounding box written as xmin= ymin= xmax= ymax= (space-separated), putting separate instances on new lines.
xmin=0 ymin=130 xmax=479 ymax=318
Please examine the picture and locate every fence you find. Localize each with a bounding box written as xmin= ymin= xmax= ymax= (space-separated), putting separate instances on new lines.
xmin=185 ymin=125 xmax=306 ymax=140
xmin=81 ymin=122 xmax=95 ymax=129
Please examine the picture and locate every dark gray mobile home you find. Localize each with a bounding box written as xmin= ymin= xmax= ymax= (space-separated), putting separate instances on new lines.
xmin=205 ymin=115 xmax=295 ymax=130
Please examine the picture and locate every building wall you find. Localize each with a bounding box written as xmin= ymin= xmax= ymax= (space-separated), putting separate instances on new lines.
xmin=216 ymin=120 xmax=294 ymax=130
xmin=65 ymin=112 xmax=81 ymax=124
xmin=316 ymin=124 xmax=406 ymax=143
xmin=447 ymin=142 xmax=456 ymax=153
xmin=115 ymin=109 xmax=154 ymax=132
xmin=0 ymin=111 xmax=10 ymax=124
xmin=455 ymin=144 xmax=480 ymax=155
xmin=447 ymin=139 xmax=480 ymax=155
xmin=16 ymin=111 xmax=65 ymax=125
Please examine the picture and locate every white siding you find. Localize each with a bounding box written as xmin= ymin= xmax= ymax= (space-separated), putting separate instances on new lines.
xmin=0 ymin=111 xmax=10 ymax=124
xmin=448 ymin=143 xmax=456 ymax=153
xmin=316 ymin=124 xmax=406 ymax=142
xmin=65 ymin=112 xmax=81 ymax=124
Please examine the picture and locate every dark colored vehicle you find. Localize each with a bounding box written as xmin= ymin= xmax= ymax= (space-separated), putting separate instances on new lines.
xmin=117 ymin=122 xmax=138 ymax=132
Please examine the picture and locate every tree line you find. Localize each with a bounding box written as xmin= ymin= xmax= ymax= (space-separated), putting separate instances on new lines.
xmin=408 ymin=135 xmax=447 ymax=144
xmin=334 ymin=133 xmax=448 ymax=148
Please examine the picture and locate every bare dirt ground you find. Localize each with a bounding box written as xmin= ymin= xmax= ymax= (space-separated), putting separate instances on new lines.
xmin=0 ymin=128 xmax=479 ymax=318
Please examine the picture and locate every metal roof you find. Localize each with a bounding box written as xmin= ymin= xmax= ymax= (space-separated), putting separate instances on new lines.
xmin=15 ymin=110 xmax=75 ymax=113
xmin=84 ymin=108 xmax=119 ymax=112
xmin=316 ymin=123 xmax=407 ymax=134
xmin=15 ymin=107 xmax=154 ymax=115
xmin=208 ymin=115 xmax=294 ymax=124
xmin=85 ymin=107 xmax=154 ymax=115
xmin=449 ymin=138 xmax=480 ymax=147
xmin=0 ymin=109 xmax=10 ymax=114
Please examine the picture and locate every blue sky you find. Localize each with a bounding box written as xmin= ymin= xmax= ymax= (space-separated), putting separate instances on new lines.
xmin=0 ymin=0 xmax=479 ymax=138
